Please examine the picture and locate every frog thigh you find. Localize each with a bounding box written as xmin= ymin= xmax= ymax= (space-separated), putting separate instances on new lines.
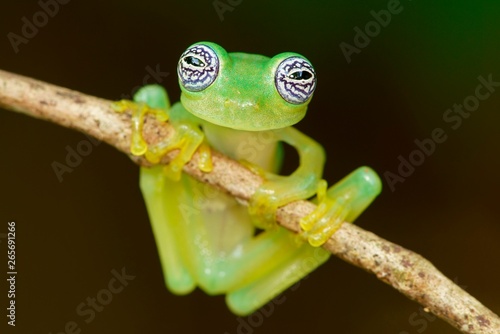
xmin=224 ymin=228 xmax=330 ymax=316
xmin=141 ymin=168 xmax=254 ymax=295
xmin=187 ymin=193 xmax=316 ymax=297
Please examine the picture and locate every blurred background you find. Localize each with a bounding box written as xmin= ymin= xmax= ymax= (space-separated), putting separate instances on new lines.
xmin=1 ymin=0 xmax=499 ymax=333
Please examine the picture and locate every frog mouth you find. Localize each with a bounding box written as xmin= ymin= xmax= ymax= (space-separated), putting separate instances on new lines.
xmin=191 ymin=107 xmax=304 ymax=131
xmin=181 ymin=94 xmax=307 ymax=131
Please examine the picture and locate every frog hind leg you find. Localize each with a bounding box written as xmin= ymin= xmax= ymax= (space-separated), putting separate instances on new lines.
xmin=140 ymin=167 xmax=196 ymax=294
xmin=225 ymin=167 xmax=380 ymax=315
xmin=224 ymin=228 xmax=330 ymax=316
xmin=133 ymin=85 xmax=196 ymax=294
xmin=176 ymin=176 xmax=256 ymax=296
xmin=141 ymin=168 xmax=251 ymax=296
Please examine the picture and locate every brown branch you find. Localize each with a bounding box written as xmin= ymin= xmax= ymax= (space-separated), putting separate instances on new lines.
xmin=1 ymin=69 xmax=499 ymax=333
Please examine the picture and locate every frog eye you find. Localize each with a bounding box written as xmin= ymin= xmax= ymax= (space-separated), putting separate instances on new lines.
xmin=178 ymin=44 xmax=220 ymax=92
xmin=275 ymin=57 xmax=316 ymax=104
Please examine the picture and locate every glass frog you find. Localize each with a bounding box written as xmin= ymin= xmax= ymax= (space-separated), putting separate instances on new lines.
xmin=114 ymin=42 xmax=382 ymax=315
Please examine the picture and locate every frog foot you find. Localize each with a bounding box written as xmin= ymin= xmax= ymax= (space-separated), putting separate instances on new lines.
xmin=146 ymin=122 xmax=210 ymax=180
xmin=112 ymin=99 xmax=211 ymax=181
xmin=112 ymin=100 xmax=168 ymax=156
xmin=299 ymin=180 xmax=350 ymax=247
xmin=299 ymin=167 xmax=382 ymax=247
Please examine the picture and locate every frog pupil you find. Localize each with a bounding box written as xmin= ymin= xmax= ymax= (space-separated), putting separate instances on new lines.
xmin=185 ymin=56 xmax=205 ymax=67
xmin=289 ymin=71 xmax=312 ymax=80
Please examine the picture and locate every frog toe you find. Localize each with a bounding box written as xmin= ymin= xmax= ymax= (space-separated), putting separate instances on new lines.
xmin=300 ymin=167 xmax=382 ymax=247
xmin=300 ymin=198 xmax=350 ymax=247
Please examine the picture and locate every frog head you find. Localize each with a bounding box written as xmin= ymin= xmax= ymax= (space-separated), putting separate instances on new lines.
xmin=177 ymin=42 xmax=317 ymax=131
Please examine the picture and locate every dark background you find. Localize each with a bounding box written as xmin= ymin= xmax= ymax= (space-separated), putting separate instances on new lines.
xmin=1 ymin=0 xmax=500 ymax=333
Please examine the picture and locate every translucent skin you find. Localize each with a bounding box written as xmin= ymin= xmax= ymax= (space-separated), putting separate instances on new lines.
xmin=179 ymin=45 xmax=310 ymax=131
xmin=115 ymin=42 xmax=382 ymax=315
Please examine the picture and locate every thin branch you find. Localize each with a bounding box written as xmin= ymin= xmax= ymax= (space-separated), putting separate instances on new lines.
xmin=1 ymin=69 xmax=499 ymax=333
